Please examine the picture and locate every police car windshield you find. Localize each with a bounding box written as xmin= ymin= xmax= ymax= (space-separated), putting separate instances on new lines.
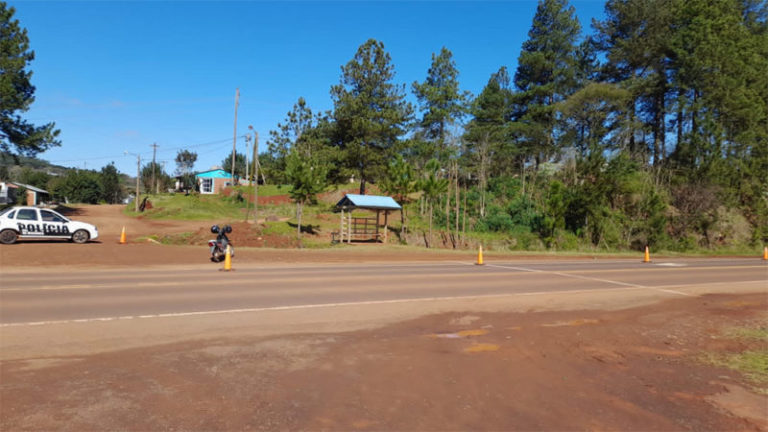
xmin=0 ymin=207 xmax=14 ymax=217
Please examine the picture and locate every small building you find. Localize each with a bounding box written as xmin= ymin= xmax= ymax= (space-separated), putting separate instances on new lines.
xmin=335 ymin=194 xmax=402 ymax=243
xmin=0 ymin=182 xmax=49 ymax=205
xmin=195 ymin=169 xmax=236 ymax=194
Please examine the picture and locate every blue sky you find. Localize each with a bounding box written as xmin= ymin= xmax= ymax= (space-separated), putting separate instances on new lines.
xmin=12 ymin=0 xmax=606 ymax=176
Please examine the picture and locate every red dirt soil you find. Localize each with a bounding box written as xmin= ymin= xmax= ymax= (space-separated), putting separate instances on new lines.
xmin=1 ymin=293 xmax=766 ymax=431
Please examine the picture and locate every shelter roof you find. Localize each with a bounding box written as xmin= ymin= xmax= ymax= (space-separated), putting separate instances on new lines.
xmin=336 ymin=194 xmax=402 ymax=210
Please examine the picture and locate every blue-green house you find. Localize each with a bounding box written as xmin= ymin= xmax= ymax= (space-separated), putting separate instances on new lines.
xmin=195 ymin=169 xmax=235 ymax=194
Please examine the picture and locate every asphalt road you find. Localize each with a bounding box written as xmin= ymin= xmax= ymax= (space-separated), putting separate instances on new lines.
xmin=2 ymin=258 xmax=765 ymax=326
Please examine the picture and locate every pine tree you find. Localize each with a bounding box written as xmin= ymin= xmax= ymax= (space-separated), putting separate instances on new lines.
xmin=267 ymin=97 xmax=315 ymax=169
xmin=331 ymin=39 xmax=413 ymax=194
xmin=0 ymin=2 xmax=60 ymax=157
xmin=512 ymin=0 xmax=582 ymax=169
xmin=412 ymin=47 xmax=470 ymax=162
xmin=464 ymin=67 xmax=514 ymax=216
xmin=594 ymin=0 xmax=680 ymax=166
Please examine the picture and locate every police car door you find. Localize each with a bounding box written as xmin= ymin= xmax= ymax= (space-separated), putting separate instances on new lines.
xmin=15 ymin=208 xmax=43 ymax=238
xmin=40 ymin=209 xmax=69 ymax=238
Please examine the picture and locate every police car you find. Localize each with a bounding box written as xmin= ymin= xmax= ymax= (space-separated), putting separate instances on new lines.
xmin=0 ymin=206 xmax=99 ymax=244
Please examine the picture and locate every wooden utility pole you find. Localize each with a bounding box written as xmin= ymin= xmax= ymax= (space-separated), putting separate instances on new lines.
xmin=134 ymin=154 xmax=140 ymax=212
xmin=252 ymin=131 xmax=259 ymax=223
xmin=151 ymin=143 xmax=159 ymax=194
xmin=231 ymin=88 xmax=240 ymax=182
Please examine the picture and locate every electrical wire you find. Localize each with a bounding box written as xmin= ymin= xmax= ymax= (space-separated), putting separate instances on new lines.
xmin=44 ymin=134 xmax=250 ymax=164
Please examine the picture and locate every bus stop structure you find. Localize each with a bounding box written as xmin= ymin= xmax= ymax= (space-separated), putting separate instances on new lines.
xmin=335 ymin=194 xmax=402 ymax=243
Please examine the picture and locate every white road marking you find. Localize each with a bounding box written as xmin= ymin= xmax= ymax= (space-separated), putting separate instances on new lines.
xmin=483 ymin=263 xmax=693 ymax=297
xmin=0 ymin=285 xmax=645 ymax=327
xmin=655 ymin=263 xmax=686 ymax=267
xmin=3 ymin=279 xmax=765 ymax=328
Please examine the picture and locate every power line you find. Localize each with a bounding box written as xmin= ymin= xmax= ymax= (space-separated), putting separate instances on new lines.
xmin=43 ymin=134 xmax=249 ymax=164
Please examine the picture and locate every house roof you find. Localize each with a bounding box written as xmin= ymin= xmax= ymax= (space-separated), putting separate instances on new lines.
xmin=336 ymin=194 xmax=402 ymax=210
xmin=195 ymin=169 xmax=234 ymax=179
xmin=11 ymin=182 xmax=49 ymax=194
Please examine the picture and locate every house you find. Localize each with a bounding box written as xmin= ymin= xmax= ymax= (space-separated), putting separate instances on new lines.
xmin=195 ymin=169 xmax=236 ymax=194
xmin=0 ymin=182 xmax=50 ymax=205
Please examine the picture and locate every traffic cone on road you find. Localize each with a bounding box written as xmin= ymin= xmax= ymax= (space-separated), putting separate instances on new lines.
xmin=222 ymin=245 xmax=233 ymax=271
xmin=476 ymin=245 xmax=484 ymax=266
xmin=643 ymin=245 xmax=651 ymax=263
xmin=763 ymin=246 xmax=767 ymax=261
xmin=119 ymin=226 xmax=126 ymax=244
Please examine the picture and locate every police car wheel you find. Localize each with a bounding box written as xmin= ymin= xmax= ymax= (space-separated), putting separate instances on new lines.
xmin=0 ymin=229 xmax=18 ymax=245
xmin=71 ymin=230 xmax=90 ymax=244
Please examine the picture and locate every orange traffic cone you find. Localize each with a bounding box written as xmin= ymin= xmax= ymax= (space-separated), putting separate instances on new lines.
xmin=476 ymin=245 xmax=484 ymax=266
xmin=643 ymin=245 xmax=651 ymax=263
xmin=763 ymin=246 xmax=767 ymax=261
xmin=119 ymin=226 xmax=126 ymax=244
xmin=221 ymin=245 xmax=233 ymax=271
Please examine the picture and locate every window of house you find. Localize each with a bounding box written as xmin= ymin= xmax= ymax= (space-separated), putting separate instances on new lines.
xmin=201 ymin=178 xmax=213 ymax=193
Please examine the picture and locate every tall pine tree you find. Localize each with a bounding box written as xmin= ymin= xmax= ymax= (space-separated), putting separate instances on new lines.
xmin=412 ymin=47 xmax=471 ymax=162
xmin=0 ymin=2 xmax=60 ymax=157
xmin=512 ymin=0 xmax=582 ymax=169
xmin=331 ymin=39 xmax=413 ymax=194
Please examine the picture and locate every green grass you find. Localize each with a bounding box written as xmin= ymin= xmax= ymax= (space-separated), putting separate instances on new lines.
xmin=726 ymin=327 xmax=768 ymax=341
xmin=125 ymin=194 xmax=246 ymax=220
xmin=704 ymin=350 xmax=768 ymax=393
xmin=262 ymin=221 xmax=295 ymax=236
xmin=702 ymin=324 xmax=768 ymax=394
xmin=231 ymin=184 xmax=293 ymax=197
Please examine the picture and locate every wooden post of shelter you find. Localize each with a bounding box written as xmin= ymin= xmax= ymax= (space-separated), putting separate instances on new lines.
xmin=384 ymin=211 xmax=389 ymax=243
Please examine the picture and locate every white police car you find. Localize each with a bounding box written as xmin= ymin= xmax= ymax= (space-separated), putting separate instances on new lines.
xmin=0 ymin=206 xmax=99 ymax=244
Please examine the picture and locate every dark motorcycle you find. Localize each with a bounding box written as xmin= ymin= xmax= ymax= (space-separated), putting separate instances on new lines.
xmin=209 ymin=224 xmax=234 ymax=262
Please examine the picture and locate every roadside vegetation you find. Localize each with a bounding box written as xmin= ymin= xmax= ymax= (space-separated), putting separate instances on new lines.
xmin=2 ymin=0 xmax=766 ymax=255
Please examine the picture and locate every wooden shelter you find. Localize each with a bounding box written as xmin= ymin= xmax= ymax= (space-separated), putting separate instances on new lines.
xmin=335 ymin=194 xmax=402 ymax=243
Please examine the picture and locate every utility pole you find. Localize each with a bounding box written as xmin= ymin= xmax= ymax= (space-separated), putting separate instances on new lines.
xmin=231 ymin=88 xmax=240 ymax=183
xmin=136 ymin=155 xmax=141 ymax=211
xmin=123 ymin=151 xmax=141 ymax=213
xmin=244 ymin=133 xmax=251 ymax=222
xmin=245 ymin=134 xmax=250 ymax=186
xmin=125 ymin=152 xmax=141 ymax=212
xmin=151 ymin=143 xmax=159 ymax=194
xmin=253 ymin=131 xmax=259 ymax=223
xmin=249 ymin=126 xmax=259 ymax=224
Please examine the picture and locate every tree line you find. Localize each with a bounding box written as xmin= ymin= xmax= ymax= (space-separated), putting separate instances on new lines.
xmin=262 ymin=0 xmax=767 ymax=251
xmin=2 ymin=0 xmax=766 ymax=250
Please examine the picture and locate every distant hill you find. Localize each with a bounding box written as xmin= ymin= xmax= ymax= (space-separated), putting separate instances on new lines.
xmin=0 ymin=152 xmax=72 ymax=177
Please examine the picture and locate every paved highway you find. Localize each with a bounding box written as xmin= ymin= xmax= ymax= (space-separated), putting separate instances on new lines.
xmin=2 ymin=258 xmax=765 ymax=326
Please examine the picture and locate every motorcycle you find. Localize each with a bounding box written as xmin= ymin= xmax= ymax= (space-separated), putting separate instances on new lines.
xmin=208 ymin=224 xmax=234 ymax=262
